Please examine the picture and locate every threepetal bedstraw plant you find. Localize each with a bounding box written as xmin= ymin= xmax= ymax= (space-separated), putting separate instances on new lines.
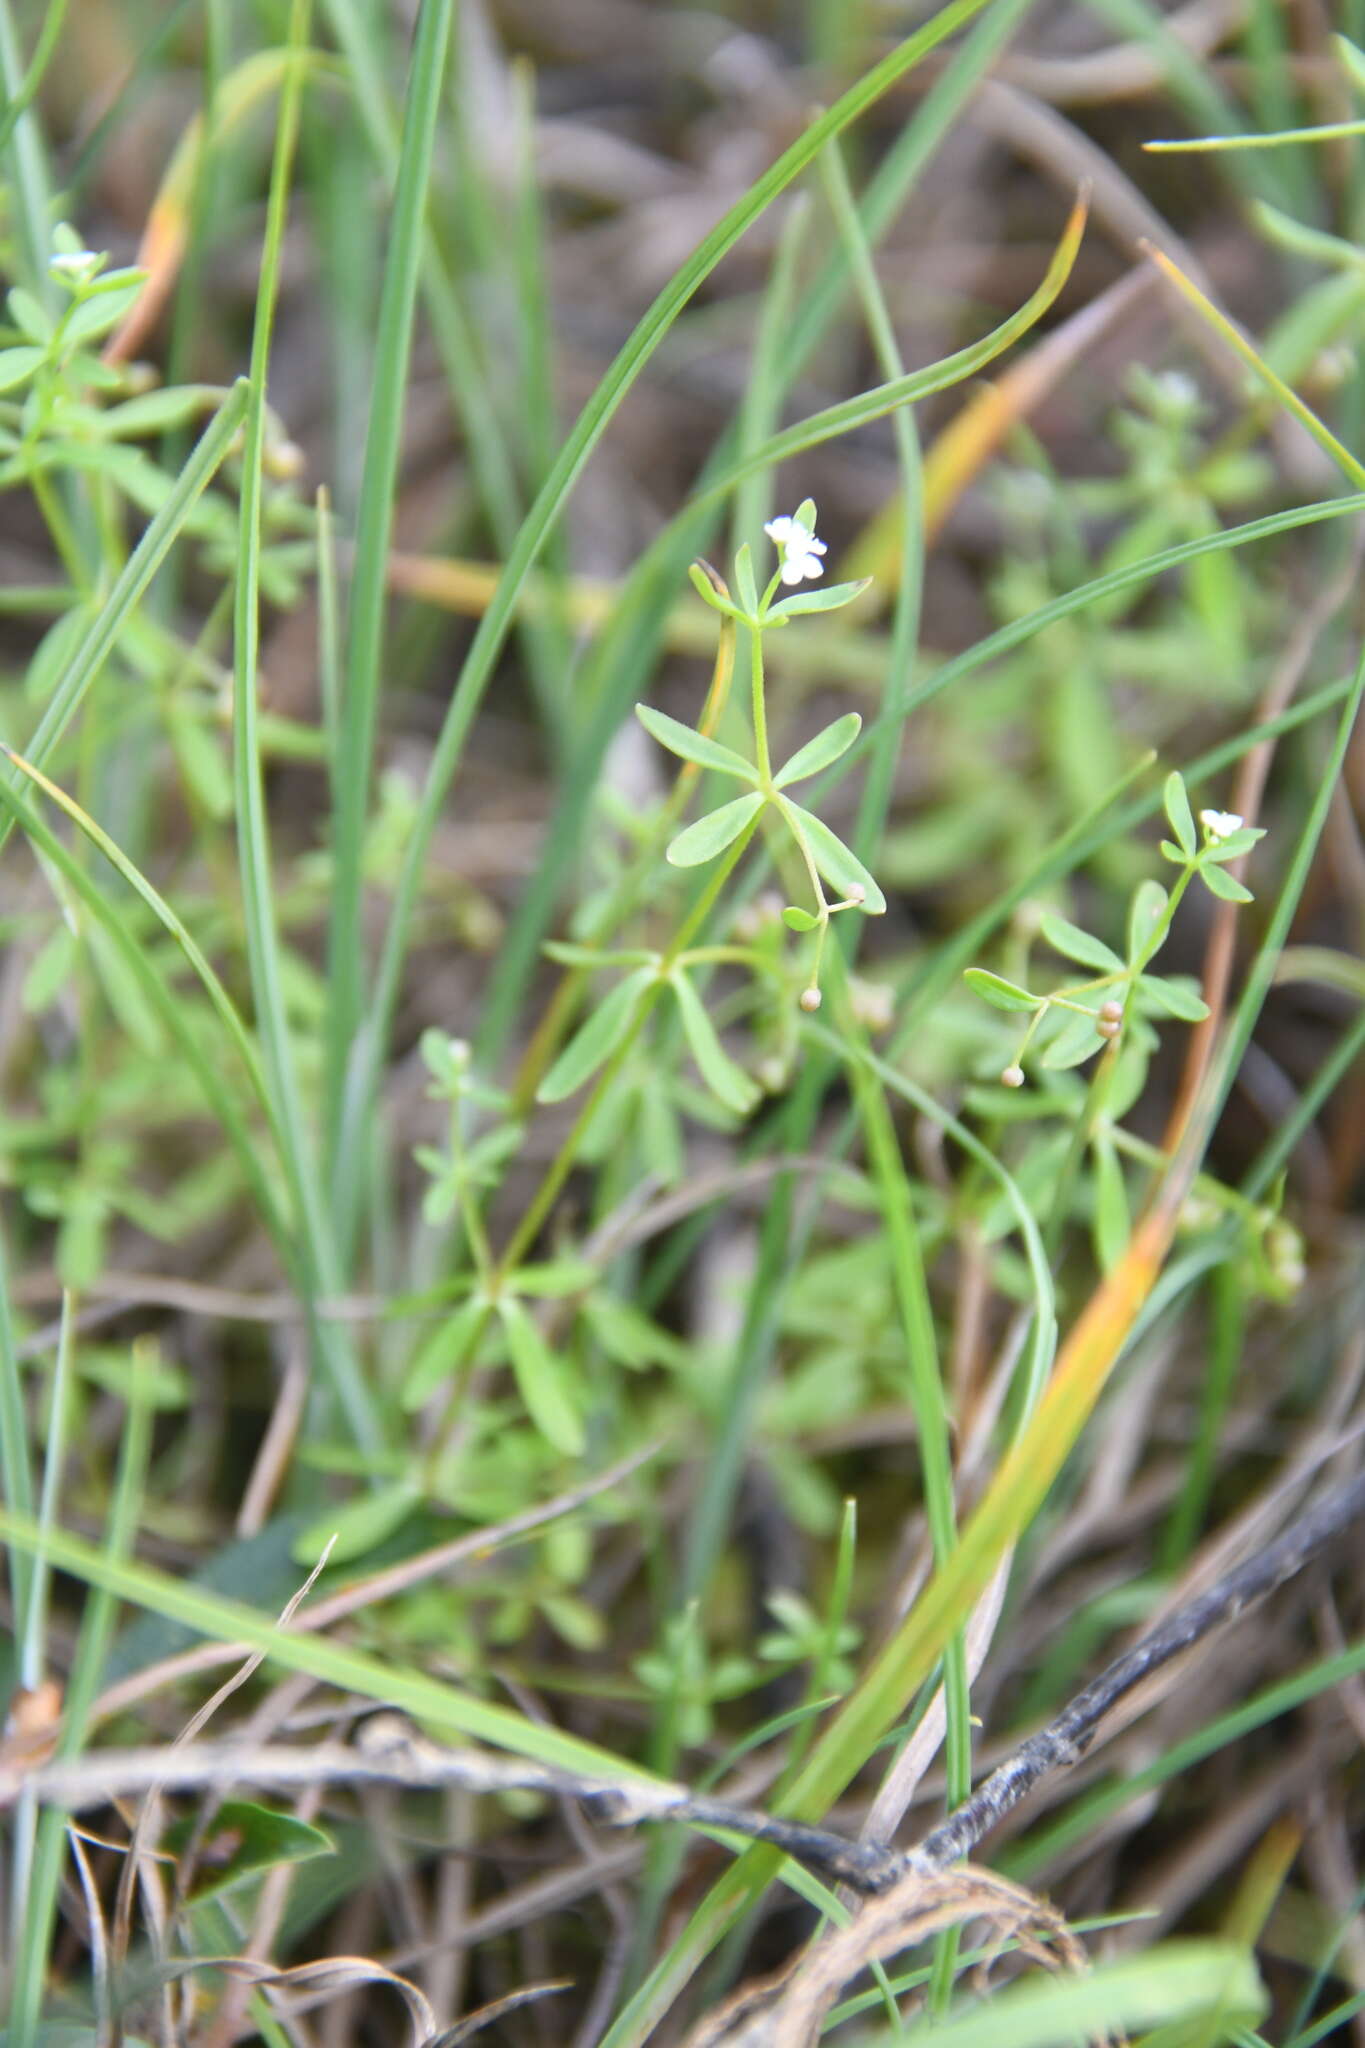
xmin=535 ymin=504 xmax=882 ymax=1116
xmin=639 ymin=500 xmax=883 ymax=1006
xmin=965 ymin=771 xmax=1265 ymax=1087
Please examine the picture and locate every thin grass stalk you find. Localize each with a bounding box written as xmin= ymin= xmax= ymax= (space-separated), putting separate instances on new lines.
xmin=817 ymin=138 xmax=924 ymax=874
xmin=320 ymin=0 xmax=563 ymax=728
xmin=229 ymin=0 xmax=381 ymax=1450
xmin=0 ymin=0 xmax=56 ymax=296
xmin=0 ymin=0 xmax=69 ymax=156
xmin=324 ymin=0 xmax=456 ymax=1208
xmin=5 ymin=1345 xmax=155 ymax=2048
xmin=5 ymin=1294 xmax=75 ymax=1989
xmin=0 ymin=1210 xmax=34 ymax=1675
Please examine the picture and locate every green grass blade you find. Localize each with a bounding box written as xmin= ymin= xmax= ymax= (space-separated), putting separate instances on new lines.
xmin=6 ymin=1345 xmax=156 ymax=2048
xmin=324 ymin=0 xmax=455 ymax=1197
xmin=230 ymin=0 xmax=381 ymax=1452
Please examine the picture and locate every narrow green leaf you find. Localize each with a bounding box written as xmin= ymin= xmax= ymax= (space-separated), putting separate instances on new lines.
xmin=294 ymin=1480 xmax=422 ymax=1567
xmin=498 ymin=1297 xmax=586 ymax=1456
xmin=508 ymin=1259 xmax=599 ymax=1297
xmin=1163 ymin=770 xmax=1196 ymax=855
xmin=1039 ymin=1011 xmax=1103 ymax=1069
xmin=323 ymin=0 xmax=458 ymax=1173
xmin=773 ymin=712 xmax=862 ymax=788
xmin=401 ymin=1295 xmax=488 ymax=1411
xmin=168 ymin=1800 xmax=333 ymax=1902
xmin=668 ymin=971 xmax=761 ymax=1116
xmin=782 ymin=801 xmax=887 ymax=912
xmin=7 ymin=287 xmax=53 ymax=342
xmin=1091 ymin=1132 xmax=1130 ymax=1273
xmin=0 ymin=345 xmax=43 ymax=390
xmin=1127 ymin=879 xmax=1169 ymax=961
xmin=635 ymin=703 xmax=758 ymax=781
xmin=1138 ymin=974 xmax=1211 ymax=1022
xmin=583 ymin=1292 xmax=688 ymax=1371
xmin=1204 ymin=826 xmax=1265 ymax=861
xmin=888 ymin=1942 xmax=1264 ymax=2048
xmin=734 ymin=542 xmax=759 ymax=617
xmin=666 ymin=790 xmax=766 ymax=867
xmin=1038 ymin=911 xmax=1122 ymax=972
xmin=1200 ymin=862 xmax=1254 ymax=903
xmin=766 ymin=578 xmax=870 ymax=621
xmin=687 ymin=562 xmax=745 ymax=620
xmin=962 ymin=968 xmax=1037 ymax=1012
xmin=537 ymin=964 xmax=655 ymax=1103
xmin=543 ymin=942 xmax=656 ymax=968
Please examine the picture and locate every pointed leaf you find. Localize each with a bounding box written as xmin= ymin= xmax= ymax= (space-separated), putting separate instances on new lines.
xmin=1127 ymin=880 xmax=1169 ymax=962
xmin=0 ymin=345 xmax=44 ymax=392
xmin=688 ymin=562 xmax=745 ymax=621
xmin=766 ymin=578 xmax=871 ymax=621
xmin=668 ymin=970 xmax=761 ymax=1116
xmin=734 ymin=542 xmax=759 ymax=618
xmin=402 ymin=1294 xmax=489 ymax=1411
xmin=782 ymin=802 xmax=886 ymax=913
xmin=635 ymin=703 xmax=758 ymax=781
xmin=1091 ymin=1133 xmax=1130 ymax=1273
xmin=498 ymin=1298 xmax=585 ymax=1456
xmin=1138 ymin=974 xmax=1210 ymax=1022
xmin=543 ymin=941 xmax=655 ymax=967
xmin=782 ymin=905 xmax=819 ymax=932
xmin=537 ymin=965 xmax=655 ymax=1102
xmin=167 ymin=1800 xmax=333 ymax=1902
xmin=294 ymin=1480 xmax=422 ymax=1566
xmin=1204 ymin=826 xmax=1264 ymax=862
xmin=963 ymin=968 xmax=1038 ymax=1013
xmin=1038 ymin=911 xmax=1122 ymax=972
xmin=507 ymin=1258 xmax=599 ymax=1297
xmin=1163 ymin=771 xmax=1196 ymax=856
xmin=774 ymin=712 xmax=862 ymax=788
xmin=1200 ymin=862 xmax=1254 ymax=903
xmin=1039 ymin=1011 xmax=1104 ymax=1069
xmin=666 ymin=790 xmax=765 ymax=867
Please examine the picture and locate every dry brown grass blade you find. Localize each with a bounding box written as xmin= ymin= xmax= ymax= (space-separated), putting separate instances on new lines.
xmin=680 ymin=1865 xmax=1084 ymax=2048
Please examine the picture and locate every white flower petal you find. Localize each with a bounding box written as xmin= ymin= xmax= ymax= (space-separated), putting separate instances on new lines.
xmin=765 ymin=507 xmax=828 ymax=586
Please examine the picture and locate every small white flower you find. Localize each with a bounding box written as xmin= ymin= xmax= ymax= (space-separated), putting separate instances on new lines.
xmin=764 ymin=510 xmax=827 ymax=587
xmin=1199 ymin=808 xmax=1244 ymax=844
xmin=49 ymin=248 xmax=101 ymax=285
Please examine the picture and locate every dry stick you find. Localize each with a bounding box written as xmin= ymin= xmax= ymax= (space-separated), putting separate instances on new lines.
xmin=913 ymin=1465 xmax=1365 ymax=1874
xmin=11 ymin=1470 xmax=1364 ymax=1898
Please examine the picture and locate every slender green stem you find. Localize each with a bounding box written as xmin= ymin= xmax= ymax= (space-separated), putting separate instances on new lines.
xmin=324 ymin=0 xmax=456 ymax=1214
xmin=230 ymin=0 xmax=381 ymax=1451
